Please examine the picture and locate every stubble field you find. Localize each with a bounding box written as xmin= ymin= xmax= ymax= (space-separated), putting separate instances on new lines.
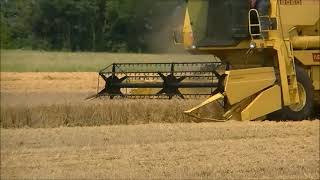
xmin=1 ymin=51 xmax=319 ymax=179
xmin=2 ymin=121 xmax=319 ymax=179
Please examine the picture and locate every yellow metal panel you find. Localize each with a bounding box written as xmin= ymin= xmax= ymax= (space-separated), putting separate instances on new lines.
xmin=277 ymin=1 xmax=320 ymax=37
xmin=274 ymin=40 xmax=297 ymax=106
xmin=241 ymin=85 xmax=282 ymax=121
xmin=279 ymin=2 xmax=319 ymax=26
xmin=299 ymin=20 xmax=320 ymax=36
xmin=225 ymin=67 xmax=276 ymax=105
xmin=312 ymin=66 xmax=320 ymax=90
xmin=184 ymin=93 xmax=224 ymax=114
xmin=294 ymin=50 xmax=320 ymax=66
xmin=183 ymin=8 xmax=194 ymax=49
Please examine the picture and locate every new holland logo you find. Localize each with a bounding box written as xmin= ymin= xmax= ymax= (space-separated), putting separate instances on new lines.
xmin=280 ymin=0 xmax=302 ymax=5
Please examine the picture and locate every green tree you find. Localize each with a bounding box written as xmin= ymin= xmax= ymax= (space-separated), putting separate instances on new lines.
xmin=1 ymin=0 xmax=185 ymax=52
xmin=1 ymin=0 xmax=34 ymax=49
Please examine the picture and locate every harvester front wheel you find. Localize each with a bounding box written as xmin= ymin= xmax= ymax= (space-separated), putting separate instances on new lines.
xmin=269 ymin=65 xmax=314 ymax=120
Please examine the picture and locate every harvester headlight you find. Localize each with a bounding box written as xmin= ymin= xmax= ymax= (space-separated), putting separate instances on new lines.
xmin=191 ymin=45 xmax=196 ymax=49
xmin=249 ymin=41 xmax=256 ymax=49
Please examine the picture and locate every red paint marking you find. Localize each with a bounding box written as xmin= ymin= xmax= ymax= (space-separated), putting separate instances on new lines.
xmin=313 ymin=53 xmax=320 ymax=62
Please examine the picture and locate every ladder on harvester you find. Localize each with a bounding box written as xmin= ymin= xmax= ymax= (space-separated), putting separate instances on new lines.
xmin=248 ymin=9 xmax=300 ymax=105
xmin=248 ymin=9 xmax=272 ymax=40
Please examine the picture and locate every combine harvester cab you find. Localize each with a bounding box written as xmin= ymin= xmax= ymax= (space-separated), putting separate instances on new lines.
xmin=95 ymin=0 xmax=320 ymax=122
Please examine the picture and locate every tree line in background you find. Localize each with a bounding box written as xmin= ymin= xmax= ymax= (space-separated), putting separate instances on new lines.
xmin=0 ymin=0 xmax=185 ymax=53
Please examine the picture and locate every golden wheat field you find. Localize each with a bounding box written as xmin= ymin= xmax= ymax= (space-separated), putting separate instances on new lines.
xmin=1 ymin=72 xmax=320 ymax=179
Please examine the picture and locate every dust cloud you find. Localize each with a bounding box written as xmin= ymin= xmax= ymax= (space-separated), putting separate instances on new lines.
xmin=145 ymin=1 xmax=187 ymax=54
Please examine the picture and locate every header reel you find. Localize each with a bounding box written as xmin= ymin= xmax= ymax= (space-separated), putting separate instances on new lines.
xmin=93 ymin=61 xmax=227 ymax=100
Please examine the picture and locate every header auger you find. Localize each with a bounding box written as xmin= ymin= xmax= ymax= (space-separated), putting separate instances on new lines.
xmin=93 ymin=0 xmax=320 ymax=122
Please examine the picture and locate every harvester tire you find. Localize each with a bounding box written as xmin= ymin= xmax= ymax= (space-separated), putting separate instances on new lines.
xmin=268 ymin=65 xmax=314 ymax=120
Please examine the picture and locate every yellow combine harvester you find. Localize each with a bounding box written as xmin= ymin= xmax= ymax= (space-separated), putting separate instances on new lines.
xmin=95 ymin=0 xmax=319 ymax=121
